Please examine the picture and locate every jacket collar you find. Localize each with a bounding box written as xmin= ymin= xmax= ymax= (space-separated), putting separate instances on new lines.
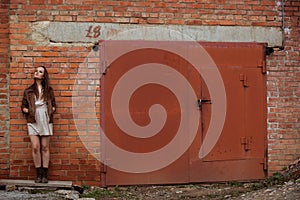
xmin=25 ymin=85 xmax=36 ymax=94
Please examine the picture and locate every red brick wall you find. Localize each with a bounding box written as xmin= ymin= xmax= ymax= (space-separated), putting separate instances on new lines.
xmin=0 ymin=0 xmax=10 ymax=179
xmin=4 ymin=0 xmax=299 ymax=185
xmin=267 ymin=0 xmax=300 ymax=173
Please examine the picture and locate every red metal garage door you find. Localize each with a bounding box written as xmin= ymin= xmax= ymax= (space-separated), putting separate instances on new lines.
xmin=100 ymin=41 xmax=267 ymax=186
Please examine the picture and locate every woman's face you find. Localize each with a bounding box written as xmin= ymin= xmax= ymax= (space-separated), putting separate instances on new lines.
xmin=34 ymin=67 xmax=45 ymax=80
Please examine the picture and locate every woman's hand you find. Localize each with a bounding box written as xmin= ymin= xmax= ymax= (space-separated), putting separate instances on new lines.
xmin=23 ymin=108 xmax=29 ymax=113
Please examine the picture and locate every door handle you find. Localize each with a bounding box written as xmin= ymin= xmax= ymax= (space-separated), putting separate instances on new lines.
xmin=197 ymin=99 xmax=211 ymax=109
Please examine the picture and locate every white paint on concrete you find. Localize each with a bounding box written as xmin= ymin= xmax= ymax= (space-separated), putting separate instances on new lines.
xmin=32 ymin=22 xmax=283 ymax=47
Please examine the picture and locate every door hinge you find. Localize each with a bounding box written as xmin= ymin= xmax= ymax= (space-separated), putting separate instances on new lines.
xmin=100 ymin=162 xmax=107 ymax=187
xmin=263 ymin=156 xmax=268 ymax=170
xmin=240 ymin=136 xmax=252 ymax=151
xmin=239 ymin=74 xmax=249 ymax=87
xmin=101 ymin=61 xmax=109 ymax=75
xmin=100 ymin=162 xmax=107 ymax=173
xmin=258 ymin=60 xmax=266 ymax=74
xmin=259 ymin=156 xmax=268 ymax=171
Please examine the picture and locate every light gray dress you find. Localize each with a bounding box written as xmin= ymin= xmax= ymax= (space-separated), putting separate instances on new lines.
xmin=27 ymin=100 xmax=53 ymax=136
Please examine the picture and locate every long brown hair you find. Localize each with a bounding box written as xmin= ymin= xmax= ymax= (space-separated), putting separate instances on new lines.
xmin=32 ymin=66 xmax=50 ymax=100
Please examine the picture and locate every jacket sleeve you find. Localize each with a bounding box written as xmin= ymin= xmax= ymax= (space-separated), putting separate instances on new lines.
xmin=21 ymin=90 xmax=28 ymax=113
xmin=50 ymin=87 xmax=56 ymax=112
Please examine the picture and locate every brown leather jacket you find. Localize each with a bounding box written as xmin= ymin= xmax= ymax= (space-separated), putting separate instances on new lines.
xmin=21 ymin=85 xmax=56 ymax=123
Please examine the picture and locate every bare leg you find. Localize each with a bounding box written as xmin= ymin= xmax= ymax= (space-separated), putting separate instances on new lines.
xmin=29 ymin=136 xmax=41 ymax=168
xmin=41 ymin=136 xmax=50 ymax=183
xmin=41 ymin=136 xmax=50 ymax=168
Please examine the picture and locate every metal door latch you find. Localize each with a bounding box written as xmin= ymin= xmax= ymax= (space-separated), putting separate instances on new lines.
xmin=197 ymin=99 xmax=211 ymax=109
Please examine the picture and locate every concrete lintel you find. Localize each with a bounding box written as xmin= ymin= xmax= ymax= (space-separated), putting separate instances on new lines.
xmin=32 ymin=22 xmax=283 ymax=47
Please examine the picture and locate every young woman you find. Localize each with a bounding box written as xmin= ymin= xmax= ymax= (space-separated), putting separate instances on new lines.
xmin=21 ymin=66 xmax=56 ymax=183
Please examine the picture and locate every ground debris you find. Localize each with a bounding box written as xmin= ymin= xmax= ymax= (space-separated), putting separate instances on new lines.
xmin=283 ymin=158 xmax=300 ymax=180
xmin=0 ymin=159 xmax=299 ymax=200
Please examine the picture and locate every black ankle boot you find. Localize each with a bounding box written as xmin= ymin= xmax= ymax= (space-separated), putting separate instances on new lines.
xmin=35 ymin=167 xmax=42 ymax=183
xmin=41 ymin=167 xmax=48 ymax=183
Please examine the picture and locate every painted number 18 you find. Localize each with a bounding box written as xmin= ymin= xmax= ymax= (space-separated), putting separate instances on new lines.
xmin=86 ymin=25 xmax=101 ymax=38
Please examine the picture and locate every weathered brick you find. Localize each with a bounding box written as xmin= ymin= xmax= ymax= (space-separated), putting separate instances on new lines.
xmin=30 ymin=0 xmax=46 ymax=4
xmin=267 ymin=5 xmax=300 ymax=173
xmin=0 ymin=0 xmax=9 ymax=179
xmin=48 ymin=0 xmax=63 ymax=4
xmin=54 ymin=15 xmax=73 ymax=21
xmin=65 ymin=0 xmax=82 ymax=5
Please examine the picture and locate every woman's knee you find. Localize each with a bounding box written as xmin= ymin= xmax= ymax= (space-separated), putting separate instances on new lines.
xmin=41 ymin=136 xmax=50 ymax=153
xmin=41 ymin=144 xmax=49 ymax=153
xmin=30 ymin=136 xmax=41 ymax=154
xmin=32 ymin=144 xmax=40 ymax=154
